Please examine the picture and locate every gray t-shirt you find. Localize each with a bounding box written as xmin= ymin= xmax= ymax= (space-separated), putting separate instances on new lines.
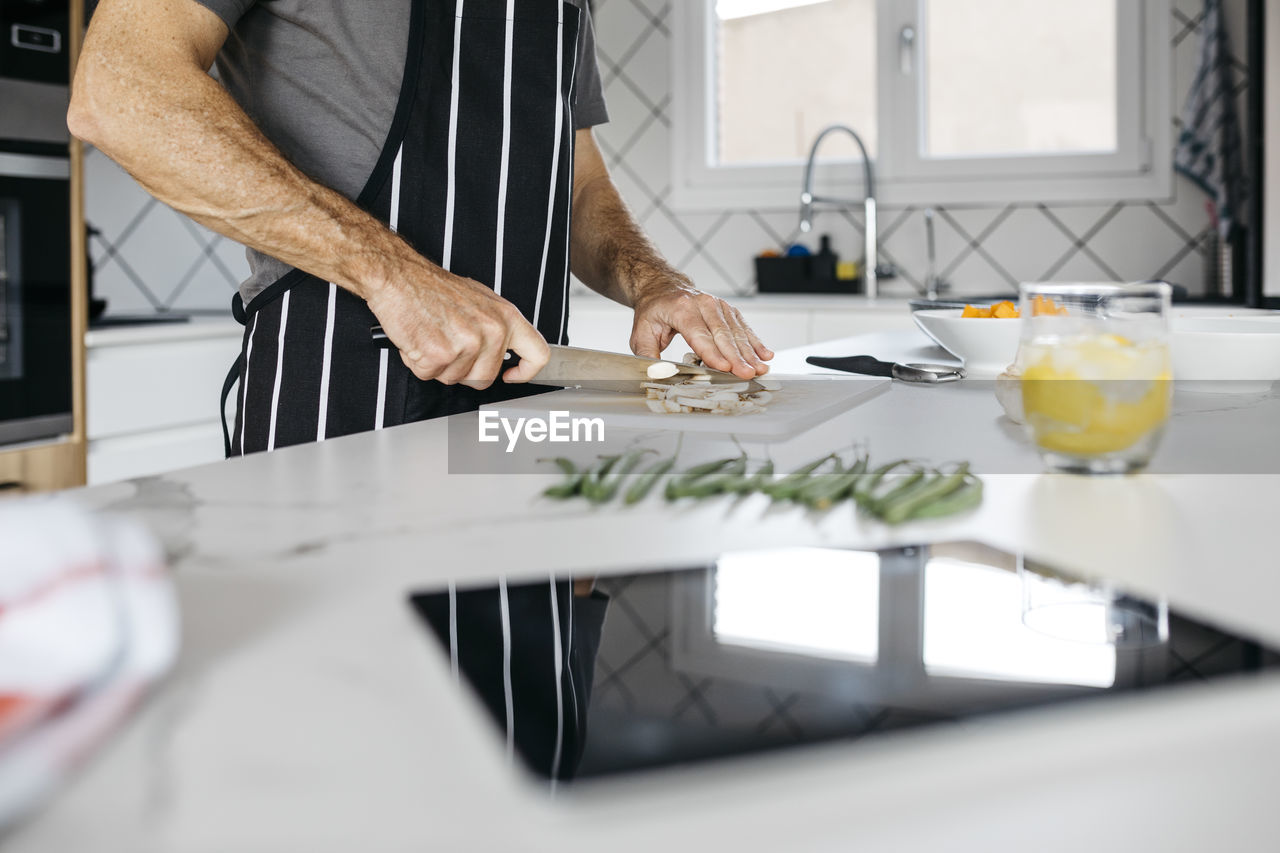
xmin=194 ymin=0 xmax=609 ymax=303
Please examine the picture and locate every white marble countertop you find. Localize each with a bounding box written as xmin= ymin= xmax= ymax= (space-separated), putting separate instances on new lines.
xmin=11 ymin=332 xmax=1280 ymax=852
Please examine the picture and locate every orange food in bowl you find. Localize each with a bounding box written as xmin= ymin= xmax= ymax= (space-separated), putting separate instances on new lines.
xmin=961 ymin=296 xmax=1067 ymax=319
xmin=962 ymin=300 xmax=1017 ymax=319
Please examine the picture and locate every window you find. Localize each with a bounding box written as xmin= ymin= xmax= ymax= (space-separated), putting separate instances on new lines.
xmin=671 ymin=0 xmax=1172 ymax=209
xmin=713 ymin=547 xmax=879 ymax=663
xmin=922 ymin=557 xmax=1116 ymax=688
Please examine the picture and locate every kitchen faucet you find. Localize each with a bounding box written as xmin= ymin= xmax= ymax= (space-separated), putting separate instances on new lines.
xmin=799 ymin=124 xmax=881 ymax=298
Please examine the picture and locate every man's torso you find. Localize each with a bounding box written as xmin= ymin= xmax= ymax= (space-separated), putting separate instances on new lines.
xmin=195 ymin=0 xmax=607 ymax=302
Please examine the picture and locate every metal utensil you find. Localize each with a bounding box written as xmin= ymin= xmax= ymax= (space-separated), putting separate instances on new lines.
xmin=805 ymin=354 xmax=964 ymax=384
xmin=370 ymin=325 xmax=763 ymax=393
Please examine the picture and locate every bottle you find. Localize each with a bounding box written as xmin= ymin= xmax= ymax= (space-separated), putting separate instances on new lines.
xmin=813 ymin=234 xmax=837 ymax=281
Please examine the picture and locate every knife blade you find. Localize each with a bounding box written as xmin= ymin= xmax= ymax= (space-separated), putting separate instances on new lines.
xmin=370 ymin=325 xmax=763 ymax=393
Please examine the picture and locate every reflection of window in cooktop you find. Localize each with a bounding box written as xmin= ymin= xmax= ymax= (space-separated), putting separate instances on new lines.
xmin=406 ymin=542 xmax=1280 ymax=784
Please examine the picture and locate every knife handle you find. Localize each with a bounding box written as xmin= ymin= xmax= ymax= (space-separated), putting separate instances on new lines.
xmin=806 ymin=355 xmax=895 ymax=378
xmin=370 ymin=325 xmax=520 ymax=372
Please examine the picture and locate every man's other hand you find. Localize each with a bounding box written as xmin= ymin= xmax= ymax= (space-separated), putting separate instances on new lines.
xmin=630 ymin=279 xmax=773 ymax=379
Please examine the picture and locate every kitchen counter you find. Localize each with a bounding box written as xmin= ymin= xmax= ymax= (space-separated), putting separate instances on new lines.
xmin=84 ymin=316 xmax=242 ymax=349
xmin=10 ymin=331 xmax=1280 ymax=852
xmin=567 ymin=284 xmax=921 ymax=312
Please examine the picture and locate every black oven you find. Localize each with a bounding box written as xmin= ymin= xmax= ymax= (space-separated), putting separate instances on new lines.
xmin=1 ymin=0 xmax=71 ymax=153
xmin=0 ymin=0 xmax=72 ymax=445
xmin=0 ymin=152 xmax=72 ymax=445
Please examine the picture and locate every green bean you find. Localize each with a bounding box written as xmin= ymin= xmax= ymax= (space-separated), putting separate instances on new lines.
xmin=624 ymin=457 xmax=677 ymax=505
xmin=542 ymin=457 xmax=583 ymax=500
xmin=762 ymin=453 xmax=840 ymax=500
xmin=591 ymin=449 xmax=655 ymax=503
xmin=897 ymin=475 xmax=983 ymax=522
xmin=868 ymin=470 xmax=939 ymax=513
xmin=852 ymin=459 xmax=913 ymax=508
xmin=722 ymin=460 xmax=775 ymax=496
xmin=579 ymin=455 xmax=622 ymax=502
xmin=666 ymin=456 xmax=748 ymax=500
xmin=543 ymin=482 xmax=580 ymax=499
xmin=876 ymin=463 xmax=971 ymax=523
xmin=682 ymin=456 xmax=745 ymax=481
xmin=665 ymin=456 xmax=742 ymax=501
xmin=864 ymin=467 xmax=926 ymax=514
xmin=799 ymin=457 xmax=868 ymax=509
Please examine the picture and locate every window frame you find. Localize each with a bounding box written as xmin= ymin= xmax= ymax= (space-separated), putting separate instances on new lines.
xmin=670 ymin=0 xmax=1173 ymax=211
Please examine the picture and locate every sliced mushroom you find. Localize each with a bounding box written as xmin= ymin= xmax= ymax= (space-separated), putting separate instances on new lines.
xmin=646 ymin=361 xmax=680 ymax=380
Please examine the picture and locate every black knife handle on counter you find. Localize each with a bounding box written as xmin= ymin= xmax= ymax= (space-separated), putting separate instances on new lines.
xmin=805 ymin=355 xmax=895 ymax=377
xmin=370 ymin=324 xmax=521 ymax=368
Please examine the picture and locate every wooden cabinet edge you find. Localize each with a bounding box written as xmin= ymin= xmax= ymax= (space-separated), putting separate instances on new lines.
xmin=51 ymin=0 xmax=90 ymax=491
xmin=0 ymin=440 xmax=87 ymax=496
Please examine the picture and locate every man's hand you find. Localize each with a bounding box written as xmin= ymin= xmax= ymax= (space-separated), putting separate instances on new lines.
xmin=569 ymin=130 xmax=773 ymax=378
xmin=365 ymin=263 xmax=549 ymax=389
xmin=629 ymin=278 xmax=773 ymax=378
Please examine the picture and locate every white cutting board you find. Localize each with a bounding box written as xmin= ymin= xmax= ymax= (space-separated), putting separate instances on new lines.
xmin=482 ymin=375 xmax=890 ymax=439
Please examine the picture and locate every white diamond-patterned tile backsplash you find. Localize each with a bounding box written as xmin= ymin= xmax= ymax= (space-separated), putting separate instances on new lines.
xmin=86 ymin=147 xmax=247 ymax=315
xmin=591 ymin=0 xmax=1251 ymax=299
xmin=85 ymin=0 xmax=1251 ymax=316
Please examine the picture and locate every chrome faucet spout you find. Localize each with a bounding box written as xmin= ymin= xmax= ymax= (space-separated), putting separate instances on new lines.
xmin=798 ymin=124 xmax=879 ymax=297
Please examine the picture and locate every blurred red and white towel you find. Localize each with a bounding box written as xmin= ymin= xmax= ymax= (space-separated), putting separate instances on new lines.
xmin=0 ymin=498 xmax=177 ymax=831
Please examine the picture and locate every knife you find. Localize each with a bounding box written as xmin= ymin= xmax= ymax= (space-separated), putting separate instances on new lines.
xmin=806 ymin=354 xmax=963 ymax=384
xmin=370 ymin=325 xmax=763 ymax=393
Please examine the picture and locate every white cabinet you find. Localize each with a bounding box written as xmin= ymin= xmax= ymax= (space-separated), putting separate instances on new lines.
xmin=809 ymin=308 xmax=917 ymax=342
xmin=566 ymin=289 xmax=916 ymax=355
xmin=85 ymin=321 xmax=242 ymax=485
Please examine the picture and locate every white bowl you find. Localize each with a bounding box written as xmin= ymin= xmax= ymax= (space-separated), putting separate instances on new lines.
xmin=912 ymin=308 xmax=1020 ymax=377
xmin=1171 ymin=316 xmax=1280 ymax=390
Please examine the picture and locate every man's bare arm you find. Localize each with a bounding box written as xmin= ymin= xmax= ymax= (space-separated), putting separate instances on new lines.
xmin=569 ymin=129 xmax=771 ymax=379
xmin=68 ymin=0 xmax=547 ymax=387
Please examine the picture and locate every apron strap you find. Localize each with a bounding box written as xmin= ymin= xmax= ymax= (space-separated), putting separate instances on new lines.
xmin=220 ymin=353 xmax=243 ymax=459
xmin=222 ymin=291 xmax=248 ymax=458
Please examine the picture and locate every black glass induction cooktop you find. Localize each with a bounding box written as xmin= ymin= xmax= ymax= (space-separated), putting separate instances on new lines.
xmin=407 ymin=542 xmax=1280 ymax=784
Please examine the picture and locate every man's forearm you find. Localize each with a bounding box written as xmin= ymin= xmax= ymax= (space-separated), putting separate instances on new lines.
xmin=568 ymin=134 xmax=690 ymax=309
xmin=567 ymin=129 xmax=771 ymax=375
xmin=68 ymin=1 xmax=426 ymax=302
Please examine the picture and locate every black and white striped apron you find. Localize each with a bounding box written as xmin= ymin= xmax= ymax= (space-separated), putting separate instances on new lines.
xmin=217 ymin=0 xmax=606 ymax=779
xmin=220 ymin=0 xmax=580 ymax=456
xmin=410 ymin=580 xmax=607 ymax=780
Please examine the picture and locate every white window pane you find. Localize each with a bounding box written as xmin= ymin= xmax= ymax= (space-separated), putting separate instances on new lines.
xmin=923 ymin=558 xmax=1116 ymax=688
xmin=716 ymin=0 xmax=876 ymax=165
xmin=714 ymin=548 xmax=879 ymax=663
xmin=923 ymin=0 xmax=1117 ymax=158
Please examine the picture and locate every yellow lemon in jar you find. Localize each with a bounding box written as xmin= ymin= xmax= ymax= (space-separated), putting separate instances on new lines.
xmin=1021 ymin=341 xmax=1171 ymax=455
